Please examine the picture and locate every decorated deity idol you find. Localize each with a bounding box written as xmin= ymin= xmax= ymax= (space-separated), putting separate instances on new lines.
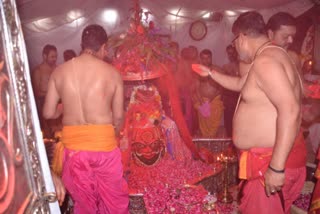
xmin=130 ymin=124 xmax=166 ymax=166
xmin=121 ymin=84 xmax=192 ymax=167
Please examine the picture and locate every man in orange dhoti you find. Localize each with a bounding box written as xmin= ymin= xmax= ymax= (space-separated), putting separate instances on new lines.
xmin=192 ymin=11 xmax=305 ymax=214
xmin=44 ymin=24 xmax=129 ymax=213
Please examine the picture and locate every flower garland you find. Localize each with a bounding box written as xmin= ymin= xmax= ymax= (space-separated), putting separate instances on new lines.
xmin=128 ymin=85 xmax=163 ymax=124
xmin=110 ymin=0 xmax=175 ymax=80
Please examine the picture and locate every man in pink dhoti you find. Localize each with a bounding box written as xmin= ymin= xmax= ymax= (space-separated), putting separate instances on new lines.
xmin=44 ymin=24 xmax=129 ymax=213
xmin=192 ymin=11 xmax=305 ymax=214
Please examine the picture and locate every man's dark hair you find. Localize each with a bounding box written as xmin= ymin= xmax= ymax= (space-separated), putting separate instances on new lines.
xmin=63 ymin=49 xmax=77 ymax=61
xmin=266 ymin=12 xmax=296 ymax=32
xmin=232 ymin=11 xmax=266 ymax=37
xmin=200 ymin=49 xmax=212 ymax=57
xmin=81 ymin=24 xmax=108 ymax=52
xmin=42 ymin=44 xmax=57 ymax=56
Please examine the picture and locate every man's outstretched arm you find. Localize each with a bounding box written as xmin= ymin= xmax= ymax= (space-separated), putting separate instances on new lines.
xmin=192 ymin=64 xmax=247 ymax=92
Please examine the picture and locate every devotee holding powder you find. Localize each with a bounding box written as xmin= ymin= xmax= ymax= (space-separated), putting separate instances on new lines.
xmin=192 ymin=49 xmax=224 ymax=137
xmin=43 ymin=24 xmax=129 ymax=213
xmin=192 ymin=11 xmax=306 ymax=214
xmin=32 ymin=44 xmax=57 ymax=137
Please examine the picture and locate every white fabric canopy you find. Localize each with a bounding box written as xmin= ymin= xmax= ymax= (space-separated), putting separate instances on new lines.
xmin=17 ymin=0 xmax=314 ymax=69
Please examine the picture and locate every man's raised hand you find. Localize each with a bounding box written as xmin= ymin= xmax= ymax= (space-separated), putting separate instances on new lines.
xmin=192 ymin=64 xmax=211 ymax=77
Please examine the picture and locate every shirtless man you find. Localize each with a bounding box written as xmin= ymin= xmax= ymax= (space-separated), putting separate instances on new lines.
xmin=192 ymin=11 xmax=305 ymax=214
xmin=266 ymin=12 xmax=301 ymax=71
xmin=63 ymin=49 xmax=76 ymax=62
xmin=32 ymin=44 xmax=57 ymax=136
xmin=43 ymin=24 xmax=129 ymax=213
xmin=239 ymin=12 xmax=301 ymax=78
xmin=193 ymin=49 xmax=223 ymax=137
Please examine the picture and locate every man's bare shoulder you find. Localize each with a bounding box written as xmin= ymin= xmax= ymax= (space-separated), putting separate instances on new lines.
xmin=99 ymin=61 xmax=122 ymax=80
xmin=53 ymin=62 xmax=66 ymax=74
xmin=252 ymin=50 xmax=285 ymax=76
xmin=257 ymin=47 xmax=290 ymax=65
xmin=50 ymin=62 xmax=70 ymax=80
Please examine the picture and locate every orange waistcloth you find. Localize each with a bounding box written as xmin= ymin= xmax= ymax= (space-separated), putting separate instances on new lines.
xmin=52 ymin=124 xmax=117 ymax=176
xmin=239 ymin=147 xmax=272 ymax=180
xmin=239 ymin=130 xmax=306 ymax=180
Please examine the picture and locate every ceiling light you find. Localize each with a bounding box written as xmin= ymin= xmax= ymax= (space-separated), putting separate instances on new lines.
xmin=202 ymin=12 xmax=211 ymax=19
xmin=67 ymin=9 xmax=83 ymax=20
xmin=102 ymin=9 xmax=118 ymax=24
xmin=225 ymin=10 xmax=237 ymax=16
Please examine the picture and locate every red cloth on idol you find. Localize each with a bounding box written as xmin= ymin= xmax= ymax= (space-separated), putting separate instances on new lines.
xmin=156 ymin=71 xmax=200 ymax=159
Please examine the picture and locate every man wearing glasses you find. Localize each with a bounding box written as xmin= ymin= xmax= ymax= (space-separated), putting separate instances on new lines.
xmin=192 ymin=11 xmax=305 ymax=214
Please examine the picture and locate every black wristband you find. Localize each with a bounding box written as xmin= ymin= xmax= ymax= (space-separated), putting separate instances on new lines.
xmin=268 ymin=165 xmax=285 ymax=173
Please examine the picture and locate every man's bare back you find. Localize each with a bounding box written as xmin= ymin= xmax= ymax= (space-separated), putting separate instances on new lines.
xmin=43 ymin=54 xmax=124 ymax=130
xmin=233 ymin=45 xmax=302 ymax=150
